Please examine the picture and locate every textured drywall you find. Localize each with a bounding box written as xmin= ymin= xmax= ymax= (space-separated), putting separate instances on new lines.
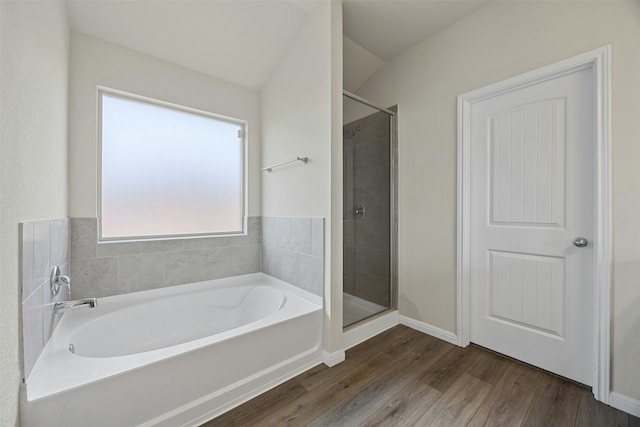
xmin=0 ymin=2 xmax=69 ymax=425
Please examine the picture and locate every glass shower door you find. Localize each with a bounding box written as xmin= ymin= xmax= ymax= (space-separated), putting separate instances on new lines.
xmin=343 ymin=94 xmax=393 ymax=327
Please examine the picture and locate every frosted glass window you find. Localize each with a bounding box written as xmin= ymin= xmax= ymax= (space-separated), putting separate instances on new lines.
xmin=100 ymin=91 xmax=245 ymax=240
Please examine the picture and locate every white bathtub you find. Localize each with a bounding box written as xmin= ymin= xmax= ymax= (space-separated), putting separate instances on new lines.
xmin=21 ymin=273 xmax=323 ymax=427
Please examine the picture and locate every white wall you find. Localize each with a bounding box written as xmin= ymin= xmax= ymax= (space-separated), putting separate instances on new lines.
xmin=261 ymin=1 xmax=343 ymax=353
xmin=0 ymin=2 xmax=69 ymax=425
xmin=261 ymin=6 xmax=331 ymax=218
xmin=343 ymin=36 xmax=384 ymax=93
xmin=68 ymin=32 xmax=262 ymax=218
xmin=357 ymin=0 xmax=640 ymax=400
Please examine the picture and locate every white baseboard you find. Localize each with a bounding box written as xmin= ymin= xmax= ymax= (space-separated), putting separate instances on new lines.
xmin=322 ymin=349 xmax=346 ymax=367
xmin=609 ymin=392 xmax=640 ymax=418
xmin=399 ymin=315 xmax=459 ymax=346
xmin=343 ymin=310 xmax=399 ymax=350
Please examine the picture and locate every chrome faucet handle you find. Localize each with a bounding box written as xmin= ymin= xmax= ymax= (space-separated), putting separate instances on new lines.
xmin=50 ymin=266 xmax=71 ymax=297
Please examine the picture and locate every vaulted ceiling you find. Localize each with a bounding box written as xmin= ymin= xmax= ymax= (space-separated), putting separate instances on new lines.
xmin=342 ymin=0 xmax=491 ymax=91
xmin=66 ymin=0 xmax=491 ymax=92
xmin=65 ymin=0 xmax=321 ymax=90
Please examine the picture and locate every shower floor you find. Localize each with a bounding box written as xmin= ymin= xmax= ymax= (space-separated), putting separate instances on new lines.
xmin=343 ymin=292 xmax=387 ymax=327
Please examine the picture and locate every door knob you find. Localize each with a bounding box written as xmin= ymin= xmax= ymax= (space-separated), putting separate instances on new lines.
xmin=573 ymin=237 xmax=588 ymax=247
xmin=353 ymin=204 xmax=365 ymax=219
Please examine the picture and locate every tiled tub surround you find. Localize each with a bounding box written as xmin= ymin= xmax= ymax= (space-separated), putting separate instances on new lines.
xmin=20 ymin=218 xmax=70 ymax=380
xmin=70 ymin=217 xmax=261 ymax=299
xmin=261 ymin=217 xmax=324 ymax=296
xmin=343 ymin=110 xmax=391 ymax=307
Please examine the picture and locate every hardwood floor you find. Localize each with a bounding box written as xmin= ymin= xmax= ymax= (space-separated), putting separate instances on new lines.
xmin=203 ymin=325 xmax=638 ymax=427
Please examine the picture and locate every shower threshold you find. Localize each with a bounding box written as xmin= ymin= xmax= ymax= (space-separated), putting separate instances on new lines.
xmin=343 ymin=292 xmax=388 ymax=327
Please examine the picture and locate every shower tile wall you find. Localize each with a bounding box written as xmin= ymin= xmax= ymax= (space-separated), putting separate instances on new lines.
xmin=20 ymin=218 xmax=70 ymax=380
xmin=344 ymin=111 xmax=391 ymax=307
xmin=261 ymin=217 xmax=324 ymax=296
xmin=70 ymin=217 xmax=261 ymax=299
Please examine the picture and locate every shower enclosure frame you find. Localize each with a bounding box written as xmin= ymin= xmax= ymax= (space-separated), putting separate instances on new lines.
xmin=343 ymin=90 xmax=398 ymax=327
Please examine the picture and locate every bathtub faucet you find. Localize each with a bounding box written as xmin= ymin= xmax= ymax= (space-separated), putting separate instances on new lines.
xmin=50 ymin=265 xmax=71 ymax=297
xmin=53 ymin=298 xmax=98 ymax=315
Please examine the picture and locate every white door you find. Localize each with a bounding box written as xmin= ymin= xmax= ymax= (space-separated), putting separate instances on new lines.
xmin=469 ymin=66 xmax=595 ymax=385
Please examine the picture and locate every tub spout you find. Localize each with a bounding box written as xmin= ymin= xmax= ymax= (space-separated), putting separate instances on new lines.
xmin=54 ymin=298 xmax=98 ymax=314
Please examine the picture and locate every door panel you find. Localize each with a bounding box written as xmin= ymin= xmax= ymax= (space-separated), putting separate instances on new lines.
xmin=490 ymin=99 xmax=565 ymax=227
xmin=488 ymin=250 xmax=564 ymax=337
xmin=470 ymin=67 xmax=594 ymax=385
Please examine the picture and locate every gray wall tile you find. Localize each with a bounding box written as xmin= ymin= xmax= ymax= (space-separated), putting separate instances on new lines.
xmin=291 ymin=218 xmax=311 ymax=254
xmin=43 ymin=262 xmax=70 ymax=343
xmin=300 ymin=254 xmax=324 ymax=296
xmin=50 ymin=218 xmax=69 ymax=268
xmin=248 ymin=217 xmax=261 ymax=245
xmin=280 ymin=250 xmax=301 ymax=286
xmin=66 ymin=216 xmax=321 ymax=298
xmin=343 ymin=245 xmax=355 ymax=294
xmin=354 ymin=166 xmax=375 ymax=195
xmin=234 ymin=245 xmax=260 ymax=274
xmin=355 ymin=220 xmax=389 ymax=250
xmin=140 ymin=239 xmax=184 ymax=253
xmin=355 ymin=274 xmax=390 ymax=307
xmin=354 ymin=142 xmax=366 ymax=170
xmin=262 ymin=217 xmax=275 ymax=247
xmin=21 ymin=222 xmax=35 ymax=302
xmin=70 ymin=217 xmax=266 ymax=298
xmin=163 ymin=250 xmax=202 ymax=287
xmin=33 ymin=221 xmax=51 ymax=287
xmin=262 ymin=246 xmax=282 ymax=278
xmin=96 ymin=241 xmax=141 ymax=257
xmin=20 ymin=217 xmax=71 ymax=380
xmin=218 ymin=234 xmax=250 ymax=247
xmin=311 ymin=218 xmax=324 ymax=258
xmin=274 ymin=217 xmax=291 ymax=250
xmin=70 ymin=218 xmax=97 ymax=259
xmin=343 ymin=109 xmax=392 ymax=307
xmin=202 ymin=247 xmax=235 ymax=280
xmin=118 ymin=253 xmax=164 ymax=293
xmin=343 ymin=219 xmax=354 ymax=247
xmin=183 ymin=237 xmax=219 ymax=250
xmin=22 ymin=286 xmax=44 ymax=380
xmin=364 ymin=247 xmax=389 ymax=278
xmin=261 ymin=216 xmax=324 ymax=296
xmin=71 ymin=257 xmax=118 ymax=298
xmin=354 ymin=247 xmax=367 ymax=275
xmin=20 ymin=218 xmax=69 ymax=384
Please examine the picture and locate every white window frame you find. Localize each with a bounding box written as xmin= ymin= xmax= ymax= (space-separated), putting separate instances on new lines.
xmin=97 ymin=86 xmax=248 ymax=242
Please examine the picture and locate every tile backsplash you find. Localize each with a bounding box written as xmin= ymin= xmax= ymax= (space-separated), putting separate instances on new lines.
xmin=261 ymin=217 xmax=324 ymax=296
xmin=70 ymin=217 xmax=261 ymax=299
xmin=20 ymin=218 xmax=70 ymax=380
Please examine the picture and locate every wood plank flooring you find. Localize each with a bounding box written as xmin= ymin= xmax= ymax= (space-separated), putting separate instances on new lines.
xmin=202 ymin=325 xmax=637 ymax=427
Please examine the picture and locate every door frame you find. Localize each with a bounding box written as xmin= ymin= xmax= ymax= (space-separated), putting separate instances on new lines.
xmin=456 ymin=46 xmax=611 ymax=402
